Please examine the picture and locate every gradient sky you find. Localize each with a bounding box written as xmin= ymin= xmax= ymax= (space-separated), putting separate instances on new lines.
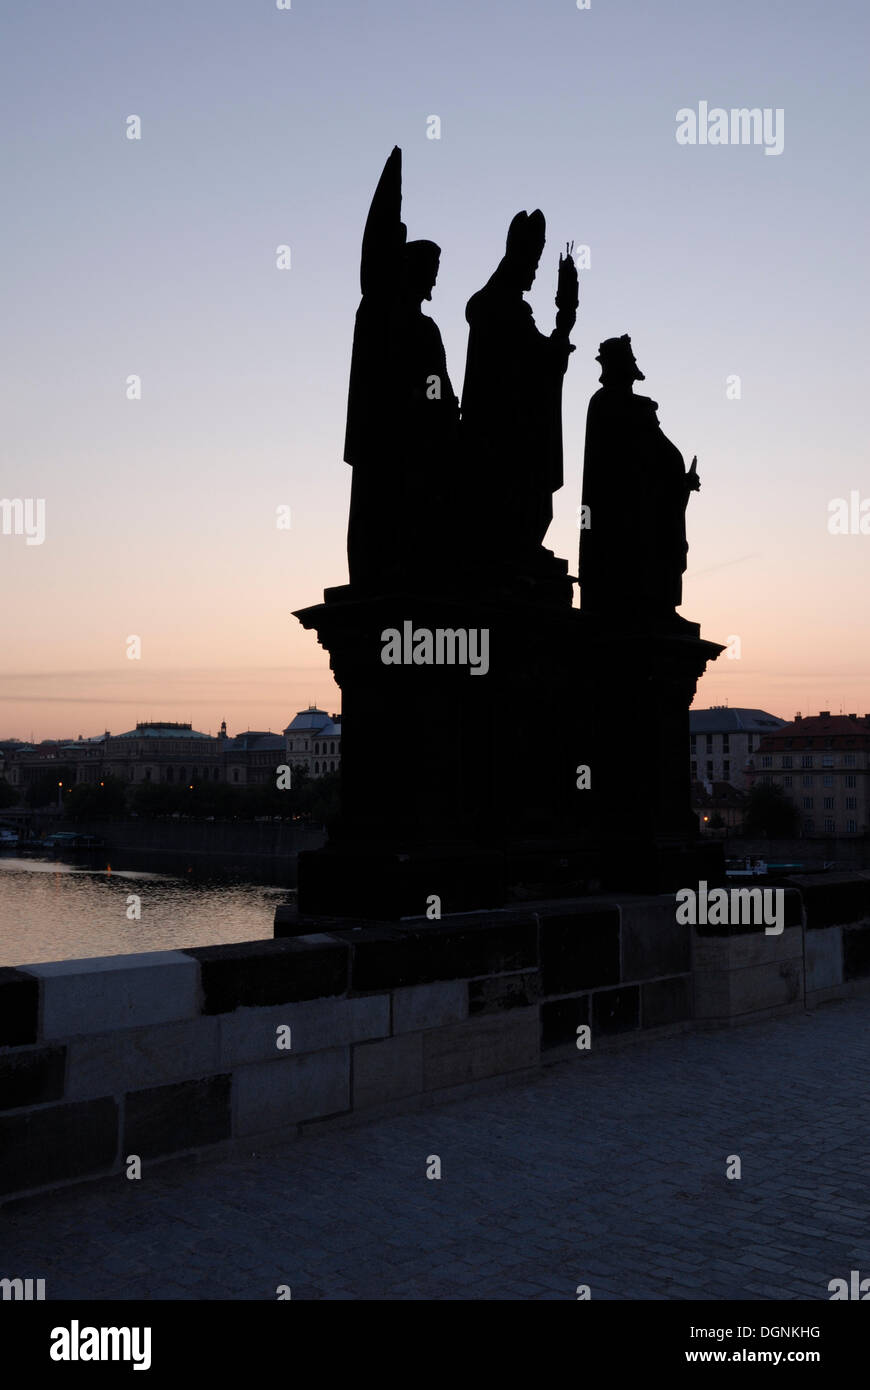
xmin=3 ymin=0 xmax=869 ymax=740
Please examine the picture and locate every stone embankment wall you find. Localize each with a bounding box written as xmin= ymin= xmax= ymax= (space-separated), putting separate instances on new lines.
xmin=2 ymin=876 xmax=869 ymax=1204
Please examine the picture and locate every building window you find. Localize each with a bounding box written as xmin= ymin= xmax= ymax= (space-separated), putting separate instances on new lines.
xmin=722 ymin=735 xmax=730 ymax=753
xmin=845 ymin=754 xmax=856 ymax=767
xmin=145 ymin=768 xmax=152 ymax=781
xmin=846 ymin=797 xmax=857 ymax=810
xmin=166 ymin=767 xmax=174 ymax=783
xmin=784 ymin=776 xmax=793 ymax=787
xmin=314 ymin=762 xmax=319 ymax=774
xmin=801 ymin=755 xmax=813 ymax=768
xmin=706 ymin=761 xmax=713 ymax=776
xmin=823 ymin=797 xmax=834 ymax=810
xmin=804 ymin=820 xmax=815 ymax=833
xmin=233 ymin=769 xmax=239 ymax=783
xmin=824 ymin=818 xmax=835 ymax=833
xmin=846 ymin=775 xmax=857 ymax=788
xmin=288 ymin=741 xmax=294 ymax=751
xmin=847 ymin=819 xmax=858 ymax=833
xmin=802 ymin=775 xmax=813 ymax=787
xmin=822 ymin=755 xmax=834 ymax=767
xmin=762 ymin=756 xmax=773 ymax=768
xmin=802 ymin=797 xmax=814 ymax=809
xmin=723 ymin=760 xmax=730 ymax=776
xmin=781 ymin=756 xmax=792 ymax=768
xmin=690 ymin=734 xmax=697 ymax=749
xmin=690 ymin=761 xmax=697 ymax=777
xmin=330 ymin=760 xmax=335 ymax=771
xmin=822 ymin=774 xmax=833 ymax=787
xmin=330 ymin=742 xmax=336 ymax=755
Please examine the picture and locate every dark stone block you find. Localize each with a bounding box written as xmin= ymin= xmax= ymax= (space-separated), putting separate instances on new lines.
xmin=791 ymin=877 xmax=870 ymax=931
xmin=0 ymin=1098 xmax=118 ymax=1196
xmin=0 ymin=1045 xmax=65 ymax=1112
xmin=843 ymin=924 xmax=870 ymax=981
xmin=541 ymin=995 xmax=589 ymax=1050
xmin=0 ymin=969 xmax=39 ymax=1047
xmin=621 ymin=900 xmax=690 ymax=978
xmin=592 ymin=985 xmax=639 ymax=1036
xmin=469 ymin=971 xmax=541 ymax=1015
xmin=642 ymin=976 xmax=691 ymax=1028
xmin=125 ymin=1075 xmax=231 ymax=1160
xmin=347 ymin=914 xmax=537 ymax=991
xmin=187 ymin=938 xmax=348 ymax=1014
xmin=539 ymin=909 xmax=620 ymax=996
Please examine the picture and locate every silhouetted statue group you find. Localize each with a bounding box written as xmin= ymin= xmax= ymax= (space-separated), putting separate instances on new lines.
xmin=345 ymin=147 xmax=700 ymax=627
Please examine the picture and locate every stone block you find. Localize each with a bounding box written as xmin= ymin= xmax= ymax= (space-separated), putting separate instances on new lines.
xmin=392 ymin=981 xmax=467 ymax=1033
xmin=693 ymin=926 xmax=802 ymax=972
xmin=791 ymin=875 xmax=870 ymax=930
xmin=641 ymin=976 xmax=691 ymax=1029
xmin=805 ymin=927 xmax=843 ymax=992
xmin=347 ymin=914 xmax=537 ymax=991
xmin=621 ymin=896 xmax=690 ymax=979
xmin=0 ymin=1045 xmax=66 ymax=1112
xmin=219 ymin=995 xmax=388 ymax=1067
xmin=67 ymin=1017 xmax=220 ymax=1100
xmin=468 ymin=971 xmax=541 ymax=1015
xmin=353 ymin=1034 xmax=423 ymax=1108
xmin=695 ymin=960 xmax=803 ymax=1020
xmin=233 ymin=1049 xmax=350 ymax=1136
xmin=421 ymin=1009 xmax=538 ymax=1090
xmin=539 ymin=909 xmax=620 ymax=996
xmin=541 ymin=995 xmax=589 ymax=1051
xmin=24 ymin=952 xmax=199 ymax=1039
xmin=0 ymin=1097 xmax=118 ymax=1196
xmin=0 ymin=969 xmax=39 ymax=1047
xmin=124 ymin=1075 xmax=232 ymax=1159
xmin=843 ymin=923 xmax=870 ymax=981
xmin=187 ymin=937 xmax=349 ymax=1016
xmin=591 ymin=986 xmax=640 ymax=1036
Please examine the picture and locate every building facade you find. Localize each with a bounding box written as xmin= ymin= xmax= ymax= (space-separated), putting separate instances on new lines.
xmin=748 ymin=712 xmax=870 ymax=837
xmin=284 ymin=707 xmax=342 ymax=777
xmin=689 ymin=707 xmax=786 ymax=790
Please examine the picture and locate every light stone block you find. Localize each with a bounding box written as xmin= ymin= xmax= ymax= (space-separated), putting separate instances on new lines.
xmin=66 ymin=1017 xmax=220 ymax=1099
xmin=233 ymin=1049 xmax=349 ymax=1136
xmin=392 ymin=981 xmax=467 ymax=1034
xmin=219 ymin=995 xmax=388 ymax=1067
xmin=24 ymin=952 xmax=199 ymax=1040
xmin=353 ymin=1034 xmax=423 ymax=1108
xmin=805 ymin=927 xmax=843 ymax=992
xmin=422 ymin=1008 xmax=539 ymax=1091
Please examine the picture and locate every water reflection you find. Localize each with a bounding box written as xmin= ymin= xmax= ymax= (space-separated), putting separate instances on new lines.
xmin=0 ymin=851 xmax=292 ymax=967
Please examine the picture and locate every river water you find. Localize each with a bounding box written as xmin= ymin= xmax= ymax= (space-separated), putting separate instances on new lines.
xmin=0 ymin=851 xmax=291 ymax=967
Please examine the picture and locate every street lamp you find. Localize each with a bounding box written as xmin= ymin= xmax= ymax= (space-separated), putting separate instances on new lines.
xmin=57 ymin=781 xmax=63 ymax=811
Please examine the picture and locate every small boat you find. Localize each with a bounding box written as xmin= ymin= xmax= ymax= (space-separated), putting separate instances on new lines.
xmin=725 ymin=855 xmax=768 ymax=878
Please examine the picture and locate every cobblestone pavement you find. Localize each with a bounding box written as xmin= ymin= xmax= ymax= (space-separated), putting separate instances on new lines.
xmin=4 ymin=998 xmax=869 ymax=1300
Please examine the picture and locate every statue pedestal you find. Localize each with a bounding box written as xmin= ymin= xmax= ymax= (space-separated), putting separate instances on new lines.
xmin=293 ymin=586 xmax=724 ymax=918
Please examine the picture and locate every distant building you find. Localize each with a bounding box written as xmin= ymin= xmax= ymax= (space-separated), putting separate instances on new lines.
xmin=747 ymin=711 xmax=870 ymax=837
xmin=5 ymin=720 xmax=293 ymax=795
xmin=689 ymin=707 xmax=786 ymax=790
xmin=284 ymin=707 xmax=342 ymax=777
xmin=691 ymin=779 xmax=747 ymax=834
